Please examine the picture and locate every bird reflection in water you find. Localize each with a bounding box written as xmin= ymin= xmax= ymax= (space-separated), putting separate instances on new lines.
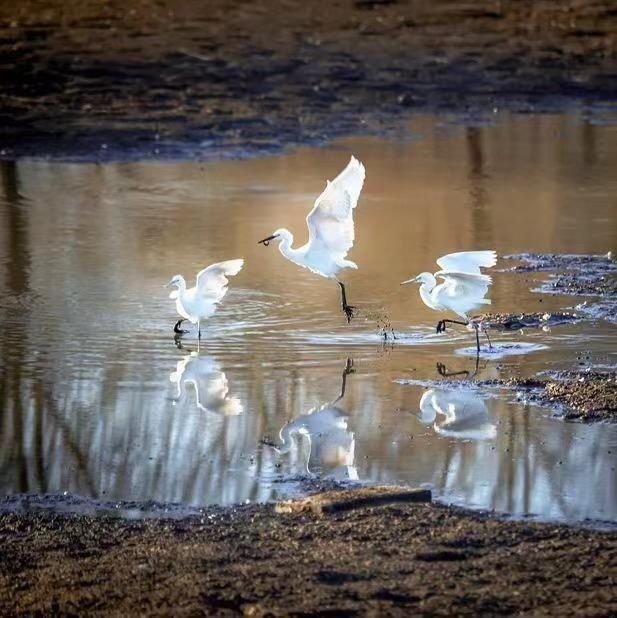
xmin=169 ymin=351 xmax=242 ymax=416
xmin=265 ymin=359 xmax=357 ymax=480
xmin=419 ymin=388 xmax=496 ymax=440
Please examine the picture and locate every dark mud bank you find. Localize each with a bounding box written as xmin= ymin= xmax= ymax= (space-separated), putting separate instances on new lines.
xmin=1 ymin=490 xmax=616 ymax=615
xmin=504 ymin=253 xmax=617 ymax=323
xmin=1 ymin=0 xmax=617 ymax=160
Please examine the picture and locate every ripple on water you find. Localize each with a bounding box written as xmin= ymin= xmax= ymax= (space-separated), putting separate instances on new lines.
xmin=455 ymin=342 xmax=549 ymax=359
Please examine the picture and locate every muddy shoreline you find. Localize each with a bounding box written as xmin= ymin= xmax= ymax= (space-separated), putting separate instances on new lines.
xmin=2 ymin=0 xmax=617 ymax=160
xmin=1 ymin=491 xmax=616 ymax=615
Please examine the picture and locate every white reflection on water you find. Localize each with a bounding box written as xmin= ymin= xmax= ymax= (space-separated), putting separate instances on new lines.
xmin=266 ymin=360 xmax=357 ymax=481
xmin=419 ymin=388 xmax=497 ymax=440
xmin=170 ymin=351 xmax=243 ymax=416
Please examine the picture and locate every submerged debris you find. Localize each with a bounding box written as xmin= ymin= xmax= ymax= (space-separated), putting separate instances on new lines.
xmin=275 ymin=486 xmax=432 ymax=515
xmin=505 ymin=252 xmax=617 ymax=298
xmin=476 ymin=311 xmax=581 ymax=330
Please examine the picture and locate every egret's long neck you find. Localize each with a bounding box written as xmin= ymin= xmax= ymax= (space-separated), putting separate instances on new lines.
xmin=174 ymin=278 xmax=187 ymax=301
xmin=277 ymin=230 xmax=301 ymax=262
xmin=418 ymin=274 xmax=437 ymax=309
xmin=277 ymin=422 xmax=294 ymax=454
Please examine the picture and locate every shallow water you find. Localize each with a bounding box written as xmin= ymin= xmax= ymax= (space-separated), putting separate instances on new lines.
xmin=0 ymin=113 xmax=616 ymax=523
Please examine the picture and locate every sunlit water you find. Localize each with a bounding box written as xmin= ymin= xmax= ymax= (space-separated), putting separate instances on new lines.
xmin=0 ymin=114 xmax=616 ymax=523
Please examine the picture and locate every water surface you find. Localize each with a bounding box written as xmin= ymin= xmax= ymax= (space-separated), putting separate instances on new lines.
xmin=0 ymin=114 xmax=616 ymax=523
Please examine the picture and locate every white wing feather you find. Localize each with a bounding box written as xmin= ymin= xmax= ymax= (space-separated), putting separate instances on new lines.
xmin=436 ymin=250 xmax=497 ymax=274
xmin=306 ymin=156 xmax=365 ymax=257
xmin=435 ymin=271 xmax=492 ymax=307
xmin=195 ymin=259 xmax=244 ymax=302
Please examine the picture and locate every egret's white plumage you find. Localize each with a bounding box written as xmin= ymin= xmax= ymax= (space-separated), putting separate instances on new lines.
xmin=166 ymin=259 xmax=244 ymax=338
xmin=402 ymin=251 xmax=496 ymax=353
xmin=258 ymin=156 xmax=365 ymax=321
xmin=419 ymin=388 xmax=496 ymax=440
xmin=402 ymin=251 xmax=496 ymax=320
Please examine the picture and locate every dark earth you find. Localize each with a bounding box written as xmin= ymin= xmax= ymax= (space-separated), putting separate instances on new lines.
xmin=514 ymin=370 xmax=617 ymax=422
xmin=1 ymin=0 xmax=616 ymax=160
xmin=1 ymin=493 xmax=616 ymax=615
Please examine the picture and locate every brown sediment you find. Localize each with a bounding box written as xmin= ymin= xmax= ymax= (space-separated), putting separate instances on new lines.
xmin=484 ymin=371 xmax=617 ymax=422
xmin=1 ymin=1 xmax=616 ymax=159
xmin=1 ymin=492 xmax=616 ymax=615
xmin=541 ymin=372 xmax=617 ymax=422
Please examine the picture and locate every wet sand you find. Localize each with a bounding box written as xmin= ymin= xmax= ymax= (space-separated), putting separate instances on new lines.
xmin=1 ymin=0 xmax=616 ymax=159
xmin=1 ymin=493 xmax=616 ymax=615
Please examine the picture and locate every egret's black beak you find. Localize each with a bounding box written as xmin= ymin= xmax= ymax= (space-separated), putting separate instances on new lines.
xmin=258 ymin=234 xmax=278 ymax=247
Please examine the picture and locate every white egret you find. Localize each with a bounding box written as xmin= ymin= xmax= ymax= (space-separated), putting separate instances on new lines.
xmin=401 ymin=250 xmax=497 ymax=355
xmin=165 ymin=259 xmax=244 ymax=339
xmin=419 ymin=388 xmax=496 ymax=440
xmin=258 ymin=156 xmax=365 ymax=322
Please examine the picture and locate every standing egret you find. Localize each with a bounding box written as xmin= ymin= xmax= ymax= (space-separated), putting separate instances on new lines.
xmin=258 ymin=156 xmax=365 ymax=322
xmin=401 ymin=250 xmax=497 ymax=355
xmin=165 ymin=259 xmax=244 ymax=339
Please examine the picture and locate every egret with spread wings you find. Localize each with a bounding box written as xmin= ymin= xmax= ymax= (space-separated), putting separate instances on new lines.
xmin=258 ymin=156 xmax=365 ymax=322
xmin=401 ymin=251 xmax=497 ymax=355
xmin=165 ymin=259 xmax=244 ymax=339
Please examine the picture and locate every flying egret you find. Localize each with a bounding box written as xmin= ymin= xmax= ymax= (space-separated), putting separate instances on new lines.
xmin=165 ymin=259 xmax=244 ymax=339
xmin=401 ymin=250 xmax=497 ymax=355
xmin=258 ymin=156 xmax=365 ymax=323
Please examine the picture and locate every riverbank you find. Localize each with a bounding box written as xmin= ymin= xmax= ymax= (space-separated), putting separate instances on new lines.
xmin=1 ymin=0 xmax=616 ymax=160
xmin=1 ymin=490 xmax=616 ymax=615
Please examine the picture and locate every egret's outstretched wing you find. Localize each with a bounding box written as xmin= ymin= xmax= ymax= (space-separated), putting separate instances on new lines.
xmin=306 ymin=156 xmax=365 ymax=257
xmin=436 ymin=271 xmax=492 ymax=302
xmin=195 ymin=259 xmax=244 ymax=301
xmin=436 ymin=250 xmax=497 ymax=274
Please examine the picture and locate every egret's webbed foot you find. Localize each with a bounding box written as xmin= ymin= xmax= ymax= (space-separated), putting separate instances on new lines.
xmin=343 ymin=303 xmax=356 ymax=323
xmin=173 ymin=319 xmax=189 ymax=334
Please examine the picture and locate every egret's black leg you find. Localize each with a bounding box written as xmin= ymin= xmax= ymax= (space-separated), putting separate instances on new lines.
xmin=174 ymin=319 xmax=188 ymax=334
xmin=335 ymin=358 xmax=355 ymax=402
xmin=484 ymin=327 xmax=493 ymax=349
xmin=436 ymin=319 xmax=467 ymax=334
xmin=474 ymin=323 xmax=480 ymax=357
xmin=338 ymin=281 xmax=355 ymax=323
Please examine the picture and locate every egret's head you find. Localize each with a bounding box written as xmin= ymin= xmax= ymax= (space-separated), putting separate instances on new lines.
xmin=401 ymin=272 xmax=433 ymax=286
xmin=258 ymin=228 xmax=290 ymax=246
xmin=165 ymin=275 xmax=185 ymax=298
xmin=165 ymin=274 xmax=184 ymax=289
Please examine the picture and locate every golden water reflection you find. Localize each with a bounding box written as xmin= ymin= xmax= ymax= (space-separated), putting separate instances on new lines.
xmin=0 ymin=113 xmax=616 ymax=521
